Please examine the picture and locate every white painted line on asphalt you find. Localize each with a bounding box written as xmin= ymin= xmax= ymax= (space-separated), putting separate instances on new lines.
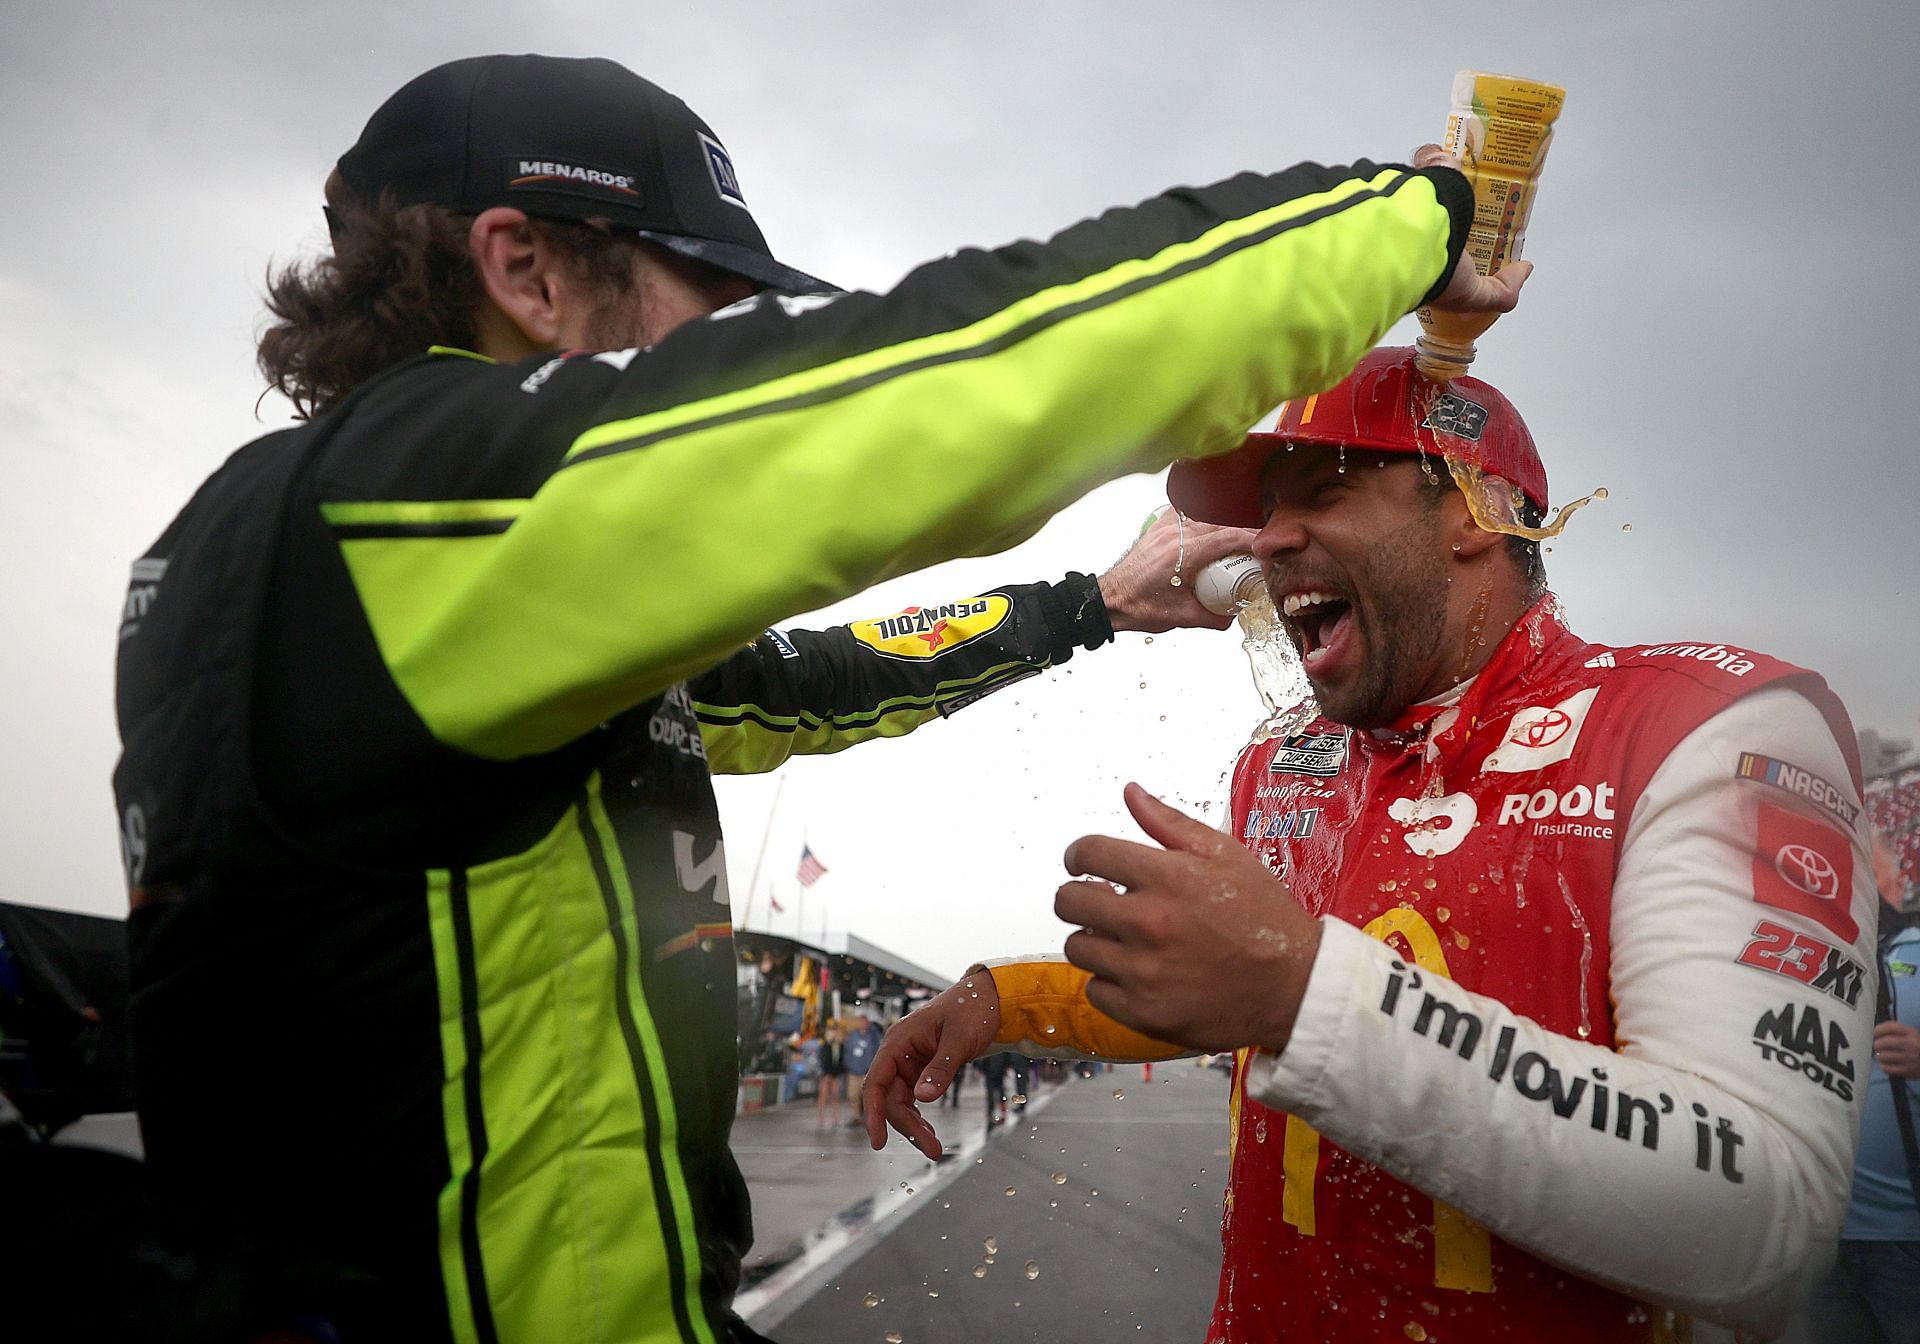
xmin=736 ymin=1084 xmax=1064 ymax=1333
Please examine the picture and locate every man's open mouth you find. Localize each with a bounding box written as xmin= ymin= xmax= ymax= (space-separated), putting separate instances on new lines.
xmin=1281 ymin=590 xmax=1356 ymax=673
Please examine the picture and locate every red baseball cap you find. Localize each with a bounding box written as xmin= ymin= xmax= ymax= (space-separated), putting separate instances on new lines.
xmin=1167 ymin=346 xmax=1547 ymax=527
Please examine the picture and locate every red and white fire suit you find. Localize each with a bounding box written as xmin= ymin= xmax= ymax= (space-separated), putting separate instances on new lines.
xmin=982 ymin=598 xmax=1877 ymax=1340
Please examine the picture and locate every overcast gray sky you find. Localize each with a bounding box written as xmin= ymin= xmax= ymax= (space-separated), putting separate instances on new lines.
xmin=5 ymin=0 xmax=1917 ymax=980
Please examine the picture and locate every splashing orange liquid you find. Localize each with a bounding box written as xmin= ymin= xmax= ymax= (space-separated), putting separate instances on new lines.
xmin=1445 ymin=459 xmax=1607 ymax=542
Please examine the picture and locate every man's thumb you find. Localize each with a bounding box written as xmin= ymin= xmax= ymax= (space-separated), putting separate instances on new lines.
xmin=1123 ymin=782 xmax=1218 ymax=854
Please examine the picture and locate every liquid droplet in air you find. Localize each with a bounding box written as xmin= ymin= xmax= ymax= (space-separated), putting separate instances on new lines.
xmin=983 ymin=1237 xmax=998 ymax=1254
xmin=1024 ymin=1262 xmax=1041 ymax=1280
xmin=1004 ymin=1186 xmax=1017 ymax=1197
xmin=863 ymin=1293 xmax=881 ymax=1308
xmin=1050 ymin=1170 xmax=1068 ymax=1184
xmin=886 ymin=1333 xmax=904 ymax=1344
xmin=1621 ymin=522 xmax=1633 ymax=533
xmin=972 ymin=1265 xmax=987 ymax=1278
xmin=1112 ymin=1088 xmax=1125 ymax=1100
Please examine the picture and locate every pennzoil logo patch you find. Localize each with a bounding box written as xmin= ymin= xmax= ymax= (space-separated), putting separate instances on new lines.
xmin=850 ymin=595 xmax=1013 ymax=662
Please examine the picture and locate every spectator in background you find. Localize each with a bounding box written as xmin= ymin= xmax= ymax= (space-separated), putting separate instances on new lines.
xmin=842 ymin=1014 xmax=881 ymax=1127
xmin=941 ymin=1051 xmax=965 ymax=1109
xmin=1790 ymin=832 xmax=1920 ymax=1344
xmin=815 ymin=1024 xmax=847 ymax=1129
xmin=1866 ymin=769 xmax=1919 ymax=907
xmin=977 ymin=1052 xmax=1010 ymax=1130
xmin=783 ymin=1034 xmax=812 ymax=1105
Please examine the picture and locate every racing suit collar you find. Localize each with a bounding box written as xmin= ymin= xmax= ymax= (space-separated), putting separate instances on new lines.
xmin=1373 ymin=595 xmax=1581 ymax=756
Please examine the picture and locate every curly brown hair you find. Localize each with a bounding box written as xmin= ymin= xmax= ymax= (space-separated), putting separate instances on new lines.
xmin=257 ymin=191 xmax=652 ymax=419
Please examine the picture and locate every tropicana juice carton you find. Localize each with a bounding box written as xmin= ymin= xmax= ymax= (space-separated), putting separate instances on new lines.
xmin=1414 ymin=70 xmax=1566 ymax=382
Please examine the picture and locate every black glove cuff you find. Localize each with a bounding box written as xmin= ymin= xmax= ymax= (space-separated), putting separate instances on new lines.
xmin=1042 ymin=572 xmax=1114 ymax=664
xmin=1414 ymin=164 xmax=1477 ymax=308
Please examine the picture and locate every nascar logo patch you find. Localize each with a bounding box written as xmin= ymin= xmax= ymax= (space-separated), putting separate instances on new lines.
xmin=1267 ymin=732 xmax=1347 ymax=778
xmin=1735 ymin=752 xmax=1860 ymax=828
xmin=850 ymin=595 xmax=1013 ymax=661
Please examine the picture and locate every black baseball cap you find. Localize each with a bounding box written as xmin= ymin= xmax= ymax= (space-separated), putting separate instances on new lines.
xmin=336 ymin=54 xmax=835 ymax=294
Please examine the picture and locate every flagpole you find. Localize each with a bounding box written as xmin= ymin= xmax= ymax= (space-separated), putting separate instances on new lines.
xmin=740 ymin=776 xmax=785 ymax=935
xmin=795 ymin=833 xmax=807 ymax=946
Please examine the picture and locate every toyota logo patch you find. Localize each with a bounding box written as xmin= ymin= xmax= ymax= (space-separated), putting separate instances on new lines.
xmin=1776 ymin=843 xmax=1841 ymax=900
xmin=1510 ymin=708 xmax=1574 ymax=749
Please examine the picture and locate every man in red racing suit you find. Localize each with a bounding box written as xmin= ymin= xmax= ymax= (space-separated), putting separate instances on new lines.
xmin=863 ymin=347 xmax=1878 ymax=1341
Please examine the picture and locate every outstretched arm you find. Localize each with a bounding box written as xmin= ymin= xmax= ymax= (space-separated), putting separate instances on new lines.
xmin=694 ymin=512 xmax=1255 ymax=773
xmin=322 ymin=160 xmax=1491 ymax=759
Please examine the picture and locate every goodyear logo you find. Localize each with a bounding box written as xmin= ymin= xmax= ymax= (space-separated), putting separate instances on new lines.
xmin=851 ymin=595 xmax=1012 ymax=661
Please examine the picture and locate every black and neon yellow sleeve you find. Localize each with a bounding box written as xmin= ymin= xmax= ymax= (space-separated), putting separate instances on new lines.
xmin=691 ymin=575 xmax=1109 ymax=774
xmin=325 ymin=161 xmax=1472 ymax=760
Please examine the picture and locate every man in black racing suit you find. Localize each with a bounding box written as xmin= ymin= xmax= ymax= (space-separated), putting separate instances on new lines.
xmin=112 ymin=51 xmax=1518 ymax=1344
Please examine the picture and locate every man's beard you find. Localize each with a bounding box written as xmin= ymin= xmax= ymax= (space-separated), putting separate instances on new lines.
xmin=1307 ymin=513 xmax=1450 ymax=729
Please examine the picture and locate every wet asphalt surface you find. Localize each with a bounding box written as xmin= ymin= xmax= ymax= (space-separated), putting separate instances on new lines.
xmin=758 ymin=1061 xmax=1232 ymax=1344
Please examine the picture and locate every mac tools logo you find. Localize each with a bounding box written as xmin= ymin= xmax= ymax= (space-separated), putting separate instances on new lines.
xmin=1480 ymin=687 xmax=1600 ymax=774
xmin=1387 ymin=791 xmax=1477 ymax=858
xmin=1752 ymin=1001 xmax=1855 ymax=1102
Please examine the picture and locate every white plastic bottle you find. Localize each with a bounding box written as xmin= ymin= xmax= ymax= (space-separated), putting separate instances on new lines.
xmin=1193 ymin=552 xmax=1266 ymax=617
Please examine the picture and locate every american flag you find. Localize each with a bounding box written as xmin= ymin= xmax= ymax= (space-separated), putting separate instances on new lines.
xmin=796 ymin=844 xmax=828 ymax=887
